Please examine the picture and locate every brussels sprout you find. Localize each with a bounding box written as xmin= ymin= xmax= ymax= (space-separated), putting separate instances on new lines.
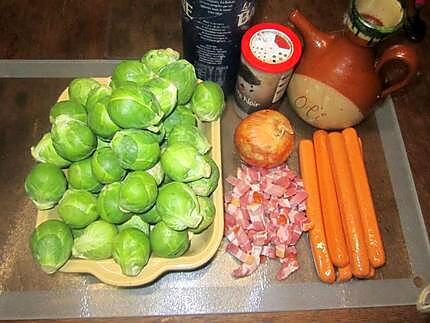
xmin=145 ymin=161 xmax=164 ymax=186
xmin=117 ymin=215 xmax=150 ymax=236
xmin=156 ymin=182 xmax=202 ymax=230
xmin=161 ymin=143 xmax=211 ymax=182
xmin=31 ymin=133 xmax=71 ymax=168
xmin=108 ymin=84 xmax=163 ymax=129
xmin=141 ymin=204 xmax=161 ymax=224
xmin=159 ymin=59 xmax=197 ymax=104
xmin=72 ymin=220 xmax=117 ymax=260
xmin=190 ymin=196 xmax=216 ymax=234
xmin=119 ymin=171 xmax=158 ymax=213
xmin=97 ymin=137 xmax=111 ymax=150
xmin=191 ymin=81 xmax=225 ymax=122
xmin=187 ymin=155 xmax=220 ymax=196
xmin=113 ymin=228 xmax=151 ymax=276
xmin=25 ymin=163 xmax=67 ymax=210
xmin=141 ymin=48 xmax=180 ymax=73
xmin=58 ymin=190 xmax=99 ymax=229
xmin=68 ymin=78 xmax=101 ymax=107
xmin=67 ymin=157 xmax=103 ymax=193
xmin=49 ymin=100 xmax=87 ymax=124
xmin=51 ymin=115 xmax=97 ymax=162
xmin=168 ymin=124 xmax=211 ymax=154
xmin=163 ymin=104 xmax=196 ymax=134
xmin=111 ymin=60 xmax=155 ymax=88
xmin=97 ymin=182 xmax=132 ymax=224
xmin=144 ymin=77 xmax=177 ymax=117
xmin=72 ymin=228 xmax=85 ymax=239
xmin=91 ymin=147 xmax=126 ymax=184
xmin=30 ymin=219 xmax=73 ymax=274
xmin=111 ymin=129 xmax=160 ymax=171
xmin=87 ymin=96 xmax=121 ymax=140
xmin=150 ymin=221 xmax=189 ymax=258
xmin=86 ymin=85 xmax=112 ymax=113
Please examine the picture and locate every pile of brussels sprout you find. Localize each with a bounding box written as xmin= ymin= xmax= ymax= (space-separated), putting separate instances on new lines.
xmin=25 ymin=48 xmax=224 ymax=277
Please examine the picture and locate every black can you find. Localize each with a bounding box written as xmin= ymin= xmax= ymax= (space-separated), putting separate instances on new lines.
xmin=181 ymin=0 xmax=256 ymax=95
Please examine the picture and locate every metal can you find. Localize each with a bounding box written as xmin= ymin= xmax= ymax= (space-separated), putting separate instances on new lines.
xmin=181 ymin=0 xmax=256 ymax=95
xmin=234 ymin=22 xmax=302 ymax=118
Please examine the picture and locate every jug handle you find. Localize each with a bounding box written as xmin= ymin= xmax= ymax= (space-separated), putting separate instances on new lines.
xmin=375 ymin=44 xmax=418 ymax=99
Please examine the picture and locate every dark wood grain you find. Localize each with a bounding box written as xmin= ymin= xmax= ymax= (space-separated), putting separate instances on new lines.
xmin=0 ymin=0 xmax=429 ymax=321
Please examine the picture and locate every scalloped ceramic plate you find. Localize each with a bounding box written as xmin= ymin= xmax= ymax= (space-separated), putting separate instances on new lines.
xmin=36 ymin=78 xmax=224 ymax=287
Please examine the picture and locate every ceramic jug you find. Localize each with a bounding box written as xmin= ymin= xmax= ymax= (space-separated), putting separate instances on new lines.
xmin=287 ymin=0 xmax=418 ymax=129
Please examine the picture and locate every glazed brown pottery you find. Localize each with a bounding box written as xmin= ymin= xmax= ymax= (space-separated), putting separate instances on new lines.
xmin=287 ymin=6 xmax=418 ymax=130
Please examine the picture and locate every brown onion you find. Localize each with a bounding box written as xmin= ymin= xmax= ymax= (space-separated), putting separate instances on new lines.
xmin=234 ymin=109 xmax=295 ymax=168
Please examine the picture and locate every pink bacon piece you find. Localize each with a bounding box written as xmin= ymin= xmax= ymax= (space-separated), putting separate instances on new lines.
xmin=276 ymin=258 xmax=300 ymax=280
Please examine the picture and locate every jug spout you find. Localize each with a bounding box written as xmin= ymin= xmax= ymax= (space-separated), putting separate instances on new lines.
xmin=289 ymin=9 xmax=334 ymax=52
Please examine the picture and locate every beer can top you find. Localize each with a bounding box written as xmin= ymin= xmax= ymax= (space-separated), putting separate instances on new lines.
xmin=241 ymin=22 xmax=302 ymax=73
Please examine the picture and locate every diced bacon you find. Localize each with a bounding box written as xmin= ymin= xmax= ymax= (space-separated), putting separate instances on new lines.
xmin=226 ymin=175 xmax=241 ymax=186
xmin=224 ymin=163 xmax=309 ymax=281
xmin=224 ymin=213 xmax=236 ymax=228
xmin=226 ymin=243 xmax=254 ymax=264
xmin=265 ymin=183 xmax=286 ymax=197
xmin=273 ymin=175 xmax=291 ymax=187
xmin=233 ymin=181 xmax=251 ymax=197
xmin=276 ymin=258 xmax=299 ymax=280
xmin=289 ymin=190 xmax=308 ymax=207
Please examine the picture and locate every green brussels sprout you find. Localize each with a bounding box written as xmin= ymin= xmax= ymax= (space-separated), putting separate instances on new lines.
xmin=97 ymin=137 xmax=111 ymax=150
xmin=161 ymin=143 xmax=211 ymax=182
xmin=112 ymin=60 xmax=155 ymax=87
xmin=49 ymin=100 xmax=87 ymax=124
xmin=141 ymin=48 xmax=180 ymax=73
xmin=111 ymin=129 xmax=160 ymax=171
xmin=72 ymin=220 xmax=117 ymax=260
xmin=145 ymin=161 xmax=164 ymax=186
xmin=113 ymin=228 xmax=151 ymax=276
xmin=108 ymin=84 xmax=163 ymax=129
xmin=168 ymin=124 xmax=211 ymax=154
xmin=67 ymin=157 xmax=103 ymax=193
xmin=51 ymin=115 xmax=97 ymax=162
xmin=141 ymin=204 xmax=161 ymax=224
xmin=190 ymin=196 xmax=216 ymax=234
xmin=163 ymin=104 xmax=196 ymax=134
xmin=58 ymin=190 xmax=99 ymax=229
xmin=91 ymin=147 xmax=126 ymax=184
xmin=150 ymin=221 xmax=189 ymax=258
xmin=25 ymin=163 xmax=67 ymax=210
xmin=144 ymin=77 xmax=177 ymax=117
xmin=87 ymin=96 xmax=121 ymax=140
xmin=191 ymin=81 xmax=225 ymax=122
xmin=86 ymin=85 xmax=112 ymax=113
xmin=119 ymin=171 xmax=158 ymax=213
xmin=187 ymin=155 xmax=220 ymax=196
xmin=31 ymin=133 xmax=71 ymax=168
xmin=159 ymin=59 xmax=197 ymax=104
xmin=97 ymin=182 xmax=132 ymax=224
xmin=68 ymin=78 xmax=100 ymax=107
xmin=156 ymin=182 xmax=202 ymax=230
xmin=117 ymin=215 xmax=150 ymax=236
xmin=30 ymin=219 xmax=73 ymax=274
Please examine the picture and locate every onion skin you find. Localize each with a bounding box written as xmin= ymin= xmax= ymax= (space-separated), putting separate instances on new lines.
xmin=234 ymin=109 xmax=295 ymax=168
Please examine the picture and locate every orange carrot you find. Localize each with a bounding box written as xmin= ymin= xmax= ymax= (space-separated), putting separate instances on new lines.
xmin=327 ymin=132 xmax=370 ymax=278
xmin=342 ymin=128 xmax=386 ymax=268
xmin=299 ymin=140 xmax=336 ymax=284
xmin=337 ymin=265 xmax=353 ymax=282
xmin=313 ymin=130 xmax=349 ymax=268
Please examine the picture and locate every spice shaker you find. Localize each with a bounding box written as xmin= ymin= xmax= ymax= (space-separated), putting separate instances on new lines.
xmin=181 ymin=0 xmax=256 ymax=95
xmin=234 ymin=23 xmax=302 ymax=118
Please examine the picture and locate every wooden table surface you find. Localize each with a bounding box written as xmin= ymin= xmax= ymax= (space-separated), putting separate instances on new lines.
xmin=1 ymin=0 xmax=429 ymax=321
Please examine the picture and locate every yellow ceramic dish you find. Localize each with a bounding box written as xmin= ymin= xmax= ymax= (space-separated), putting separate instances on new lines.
xmin=36 ymin=78 xmax=224 ymax=287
